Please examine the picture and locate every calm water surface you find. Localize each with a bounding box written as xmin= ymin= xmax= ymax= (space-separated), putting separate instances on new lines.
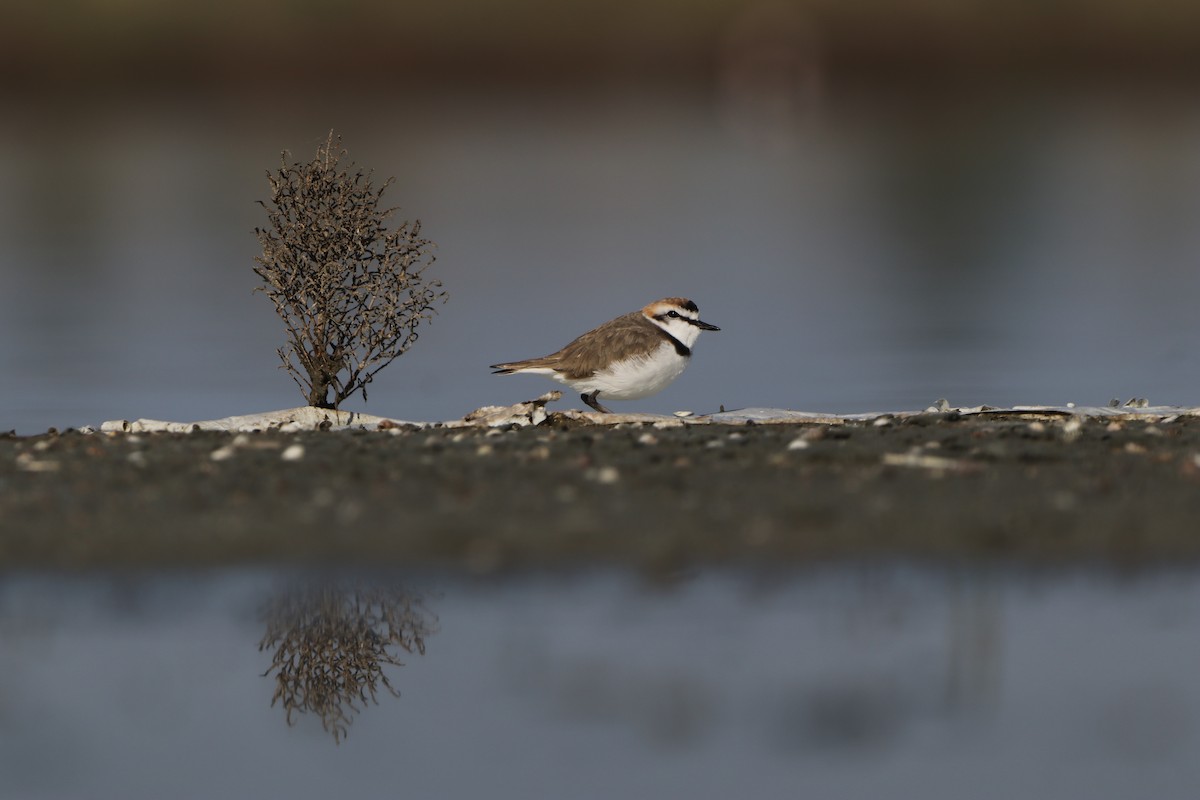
xmin=1 ymin=567 xmax=1197 ymax=799
xmin=4 ymin=90 xmax=1200 ymax=433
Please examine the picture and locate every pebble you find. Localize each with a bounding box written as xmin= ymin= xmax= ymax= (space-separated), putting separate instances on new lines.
xmin=15 ymin=452 xmax=59 ymax=472
xmin=280 ymin=444 xmax=305 ymax=461
xmin=586 ymin=466 xmax=620 ymax=484
xmin=210 ymin=444 xmax=237 ymax=461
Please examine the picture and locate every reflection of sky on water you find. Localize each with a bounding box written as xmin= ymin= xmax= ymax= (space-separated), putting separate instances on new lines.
xmin=0 ymin=568 xmax=1197 ymax=799
xmin=3 ymin=88 xmax=1200 ymax=432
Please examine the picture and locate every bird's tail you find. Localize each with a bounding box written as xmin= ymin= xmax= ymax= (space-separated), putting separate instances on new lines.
xmin=490 ymin=357 xmax=556 ymax=374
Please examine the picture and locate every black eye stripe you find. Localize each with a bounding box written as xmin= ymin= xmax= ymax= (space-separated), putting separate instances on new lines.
xmin=655 ymin=312 xmax=702 ymax=326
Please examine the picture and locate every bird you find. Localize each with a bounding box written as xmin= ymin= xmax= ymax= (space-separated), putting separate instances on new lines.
xmin=490 ymin=297 xmax=720 ymax=413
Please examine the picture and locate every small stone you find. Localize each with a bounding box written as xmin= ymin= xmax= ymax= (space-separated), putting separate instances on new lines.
xmin=636 ymin=433 xmax=659 ymax=446
xmin=673 ymin=410 xmax=694 ymax=418
xmin=786 ymin=438 xmax=810 ymax=451
xmin=15 ymin=453 xmax=59 ymax=472
xmin=210 ymin=444 xmax=236 ymax=462
xmin=586 ymin=466 xmax=620 ymax=484
xmin=281 ymin=443 xmax=305 ymax=461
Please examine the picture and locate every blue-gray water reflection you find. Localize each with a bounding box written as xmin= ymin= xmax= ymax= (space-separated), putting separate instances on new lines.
xmin=0 ymin=568 xmax=1197 ymax=799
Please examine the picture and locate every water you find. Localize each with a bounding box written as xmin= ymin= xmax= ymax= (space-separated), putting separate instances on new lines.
xmin=4 ymin=88 xmax=1200 ymax=434
xmin=1 ymin=567 xmax=1197 ymax=799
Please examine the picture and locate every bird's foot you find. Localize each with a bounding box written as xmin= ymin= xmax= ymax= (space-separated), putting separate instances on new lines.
xmin=581 ymin=391 xmax=612 ymax=414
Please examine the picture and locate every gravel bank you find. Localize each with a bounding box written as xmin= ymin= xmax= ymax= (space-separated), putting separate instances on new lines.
xmin=4 ymin=412 xmax=1200 ymax=570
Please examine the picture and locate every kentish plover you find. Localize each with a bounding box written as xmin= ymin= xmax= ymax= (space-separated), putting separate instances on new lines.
xmin=490 ymin=297 xmax=720 ymax=413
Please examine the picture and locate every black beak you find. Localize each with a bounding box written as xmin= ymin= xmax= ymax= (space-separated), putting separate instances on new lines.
xmin=694 ymin=319 xmax=720 ymax=331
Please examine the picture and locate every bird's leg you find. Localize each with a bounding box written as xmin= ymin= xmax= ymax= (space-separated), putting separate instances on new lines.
xmin=582 ymin=391 xmax=612 ymax=414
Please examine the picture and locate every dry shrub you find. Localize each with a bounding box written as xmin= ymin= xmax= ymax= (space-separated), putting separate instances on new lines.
xmin=254 ymin=132 xmax=447 ymax=409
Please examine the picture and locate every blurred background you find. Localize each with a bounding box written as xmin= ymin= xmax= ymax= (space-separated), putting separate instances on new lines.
xmin=4 ymin=0 xmax=1200 ymax=432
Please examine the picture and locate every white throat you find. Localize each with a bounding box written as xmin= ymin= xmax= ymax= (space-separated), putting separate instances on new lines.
xmin=649 ymin=313 xmax=703 ymax=349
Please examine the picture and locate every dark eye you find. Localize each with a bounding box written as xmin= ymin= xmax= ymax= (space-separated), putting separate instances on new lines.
xmin=667 ymin=310 xmax=680 ymax=318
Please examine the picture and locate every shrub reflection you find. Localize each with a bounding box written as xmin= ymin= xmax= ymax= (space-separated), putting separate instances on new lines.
xmin=259 ymin=583 xmax=436 ymax=743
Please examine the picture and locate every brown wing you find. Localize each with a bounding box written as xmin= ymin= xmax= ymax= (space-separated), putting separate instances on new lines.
xmin=491 ymin=311 xmax=667 ymax=379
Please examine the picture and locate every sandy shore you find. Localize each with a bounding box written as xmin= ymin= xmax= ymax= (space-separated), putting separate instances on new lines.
xmin=4 ymin=410 xmax=1200 ymax=570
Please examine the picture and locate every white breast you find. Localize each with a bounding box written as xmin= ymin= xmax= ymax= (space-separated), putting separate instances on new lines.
xmin=565 ymin=342 xmax=689 ymax=400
